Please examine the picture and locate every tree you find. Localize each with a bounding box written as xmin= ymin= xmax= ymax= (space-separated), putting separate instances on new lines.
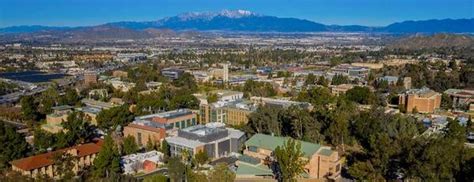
xmin=348 ymin=161 xmax=384 ymax=181
xmin=331 ymin=74 xmax=349 ymax=85
xmin=188 ymin=170 xmax=208 ymax=182
xmin=207 ymin=93 xmax=219 ymax=104
xmin=0 ymin=123 xmax=29 ymax=169
xmin=247 ymin=106 xmax=282 ymax=135
xmin=146 ymin=136 xmax=156 ymax=151
xmin=441 ymin=93 xmax=453 ymax=110
xmin=20 ymin=95 xmax=40 ymax=121
xmin=345 ymin=86 xmax=375 ymax=105
xmin=317 ymin=75 xmax=329 ymax=87
xmin=144 ymin=174 xmax=168 ymax=182
xmin=96 ymin=105 xmax=134 ymax=130
xmin=169 ymin=92 xmax=200 ymax=110
xmin=39 ymin=86 xmax=60 ymax=115
xmin=93 ymin=135 xmax=121 ymax=178
xmin=52 ymin=152 xmax=75 ymax=180
xmin=172 ymin=72 xmax=198 ymax=92
xmin=274 ymin=139 xmax=308 ymax=181
xmin=122 ymin=135 xmax=139 ymax=155
xmin=194 ymin=150 xmax=209 ymax=168
xmin=168 ymin=157 xmax=186 ymax=182
xmin=208 ymin=162 xmax=235 ymax=182
xmin=296 ymin=87 xmax=334 ymax=107
xmin=160 ymin=140 xmax=171 ymax=162
xmin=60 ymin=88 xmax=80 ymax=106
xmin=243 ymin=80 xmax=276 ymax=98
xmin=304 ymin=73 xmax=316 ymax=86
xmin=412 ymin=107 xmax=419 ymax=114
xmin=61 ymin=112 xmax=95 ymax=147
xmin=33 ymin=129 xmax=55 ymax=153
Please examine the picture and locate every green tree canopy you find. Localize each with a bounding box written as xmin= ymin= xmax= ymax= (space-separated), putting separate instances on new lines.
xmin=208 ymin=162 xmax=236 ymax=182
xmin=274 ymin=139 xmax=308 ymax=181
xmin=0 ymin=123 xmax=29 ymax=169
xmin=96 ymin=105 xmax=134 ymax=130
xmin=122 ymin=135 xmax=139 ymax=155
xmin=92 ymin=135 xmax=121 ymax=178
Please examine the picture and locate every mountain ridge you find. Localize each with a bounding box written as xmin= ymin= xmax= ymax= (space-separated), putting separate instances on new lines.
xmin=1 ymin=10 xmax=473 ymax=34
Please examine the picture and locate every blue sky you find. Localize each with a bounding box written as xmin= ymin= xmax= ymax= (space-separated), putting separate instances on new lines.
xmin=0 ymin=0 xmax=472 ymax=27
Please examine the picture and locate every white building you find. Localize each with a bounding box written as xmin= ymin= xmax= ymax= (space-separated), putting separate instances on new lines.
xmin=121 ymin=150 xmax=164 ymax=174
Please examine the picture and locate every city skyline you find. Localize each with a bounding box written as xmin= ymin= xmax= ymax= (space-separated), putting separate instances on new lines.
xmin=0 ymin=0 xmax=473 ymax=28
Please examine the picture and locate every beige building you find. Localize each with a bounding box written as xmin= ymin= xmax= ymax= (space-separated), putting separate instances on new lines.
xmin=41 ymin=105 xmax=74 ymax=133
xmin=403 ymin=77 xmax=412 ymax=90
xmin=112 ymin=70 xmax=128 ymax=78
xmin=10 ymin=139 xmax=103 ymax=179
xmin=123 ymin=123 xmax=166 ymax=147
xmin=330 ymin=84 xmax=355 ymax=96
xmin=399 ymin=87 xmax=441 ymax=113
xmin=84 ymin=71 xmax=98 ymax=86
xmin=225 ymin=106 xmax=253 ymax=126
xmin=238 ymin=134 xmax=341 ymax=180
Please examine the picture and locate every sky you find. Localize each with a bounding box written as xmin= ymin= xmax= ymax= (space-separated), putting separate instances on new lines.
xmin=0 ymin=0 xmax=473 ymax=28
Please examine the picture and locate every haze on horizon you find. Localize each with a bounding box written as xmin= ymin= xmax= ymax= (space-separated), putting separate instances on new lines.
xmin=0 ymin=0 xmax=472 ymax=28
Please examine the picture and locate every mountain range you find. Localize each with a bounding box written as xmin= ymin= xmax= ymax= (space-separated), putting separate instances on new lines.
xmin=1 ymin=10 xmax=473 ymax=35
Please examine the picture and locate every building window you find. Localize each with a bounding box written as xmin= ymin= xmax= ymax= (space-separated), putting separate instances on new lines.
xmin=248 ymin=146 xmax=258 ymax=152
xmin=137 ymin=132 xmax=142 ymax=146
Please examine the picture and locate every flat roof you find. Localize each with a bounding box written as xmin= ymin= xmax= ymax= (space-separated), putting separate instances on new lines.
xmin=165 ymin=136 xmax=204 ymax=149
xmin=245 ymin=134 xmax=322 ymax=158
xmin=136 ymin=109 xmax=193 ymax=121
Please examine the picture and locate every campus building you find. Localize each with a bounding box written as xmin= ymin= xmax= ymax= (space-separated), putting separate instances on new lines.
xmin=161 ymin=68 xmax=184 ymax=80
xmin=239 ymin=134 xmax=341 ymax=180
xmin=250 ymin=96 xmax=313 ymax=110
xmin=166 ymin=123 xmax=245 ymax=159
xmin=123 ymin=121 xmax=167 ymax=147
xmin=42 ymin=105 xmax=74 ymax=133
xmin=444 ymin=89 xmax=474 ymax=108
xmin=10 ymin=139 xmax=103 ymax=179
xmin=399 ymin=87 xmax=441 ymax=113
xmin=84 ymin=71 xmax=98 ymax=86
xmin=133 ymin=109 xmax=197 ymax=132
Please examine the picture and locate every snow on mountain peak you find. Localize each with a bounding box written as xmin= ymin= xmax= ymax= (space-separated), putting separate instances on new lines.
xmin=175 ymin=9 xmax=258 ymax=21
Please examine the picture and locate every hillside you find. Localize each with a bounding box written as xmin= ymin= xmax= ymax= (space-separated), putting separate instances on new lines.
xmin=388 ymin=34 xmax=474 ymax=49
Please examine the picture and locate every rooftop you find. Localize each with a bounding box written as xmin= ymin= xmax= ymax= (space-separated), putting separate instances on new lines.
xmin=10 ymin=139 xmax=103 ymax=171
xmin=245 ymin=134 xmax=332 ymax=158
xmin=136 ymin=109 xmax=193 ymax=121
xmin=51 ymin=105 xmax=74 ymax=111
xmin=81 ymin=98 xmax=114 ymax=109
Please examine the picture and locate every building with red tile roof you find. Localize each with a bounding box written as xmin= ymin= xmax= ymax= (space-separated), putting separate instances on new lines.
xmin=10 ymin=139 xmax=103 ymax=178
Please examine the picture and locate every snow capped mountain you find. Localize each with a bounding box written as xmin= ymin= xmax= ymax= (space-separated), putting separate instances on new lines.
xmin=2 ymin=10 xmax=473 ymax=34
xmin=173 ymin=9 xmax=259 ymax=21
